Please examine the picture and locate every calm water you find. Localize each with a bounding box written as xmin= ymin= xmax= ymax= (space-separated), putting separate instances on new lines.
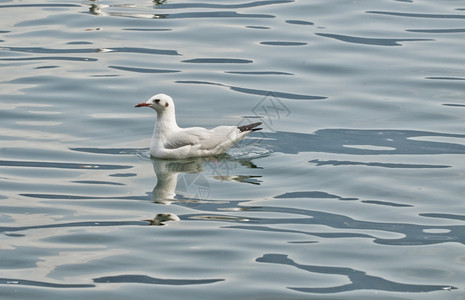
xmin=1 ymin=0 xmax=465 ymax=299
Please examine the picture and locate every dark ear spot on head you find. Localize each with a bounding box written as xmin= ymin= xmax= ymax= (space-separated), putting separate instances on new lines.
xmin=165 ymin=102 xmax=169 ymax=108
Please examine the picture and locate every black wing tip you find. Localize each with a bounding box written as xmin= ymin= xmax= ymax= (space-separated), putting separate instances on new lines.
xmin=238 ymin=122 xmax=263 ymax=132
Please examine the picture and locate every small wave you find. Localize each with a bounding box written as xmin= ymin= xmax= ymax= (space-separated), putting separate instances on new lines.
xmin=109 ymin=65 xmax=180 ymax=74
xmin=176 ymin=80 xmax=327 ymax=100
xmin=182 ymin=58 xmax=253 ymax=64
xmin=285 ymin=20 xmax=314 ymax=25
xmin=260 ymin=41 xmax=308 ymax=46
xmin=316 ymin=33 xmax=433 ymax=46
xmin=367 ymin=10 xmax=465 ymax=19
xmin=228 ymin=143 xmax=273 ymax=159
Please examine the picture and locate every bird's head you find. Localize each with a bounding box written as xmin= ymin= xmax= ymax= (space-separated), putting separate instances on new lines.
xmin=135 ymin=94 xmax=174 ymax=114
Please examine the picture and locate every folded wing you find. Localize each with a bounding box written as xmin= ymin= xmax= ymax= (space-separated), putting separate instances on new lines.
xmin=165 ymin=126 xmax=237 ymax=150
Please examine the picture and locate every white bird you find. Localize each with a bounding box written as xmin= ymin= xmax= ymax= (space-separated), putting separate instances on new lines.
xmin=135 ymin=94 xmax=262 ymax=159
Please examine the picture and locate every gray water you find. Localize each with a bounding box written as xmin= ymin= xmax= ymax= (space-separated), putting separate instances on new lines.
xmin=1 ymin=0 xmax=465 ymax=299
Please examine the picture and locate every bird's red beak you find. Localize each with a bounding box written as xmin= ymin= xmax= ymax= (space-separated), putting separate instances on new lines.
xmin=135 ymin=102 xmax=150 ymax=108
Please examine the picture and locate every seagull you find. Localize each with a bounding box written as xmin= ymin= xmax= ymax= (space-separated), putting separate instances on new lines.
xmin=135 ymin=94 xmax=262 ymax=159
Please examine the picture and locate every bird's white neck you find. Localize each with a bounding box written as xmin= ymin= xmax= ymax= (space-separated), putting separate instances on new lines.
xmin=157 ymin=110 xmax=179 ymax=130
xmin=152 ymin=111 xmax=179 ymax=145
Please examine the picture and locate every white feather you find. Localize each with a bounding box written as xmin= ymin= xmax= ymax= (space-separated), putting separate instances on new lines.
xmin=135 ymin=94 xmax=260 ymax=159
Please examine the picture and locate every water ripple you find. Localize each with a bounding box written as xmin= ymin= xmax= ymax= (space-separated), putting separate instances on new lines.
xmin=0 ymin=160 xmax=131 ymax=170
xmin=256 ymin=254 xmax=456 ymax=293
xmin=123 ymin=28 xmax=172 ymax=32
xmin=420 ymin=213 xmax=465 ymax=222
xmin=154 ymin=0 xmax=293 ymax=9
xmin=275 ymin=191 xmax=357 ymax=201
xmin=260 ymin=41 xmax=307 ymax=46
xmin=163 ymin=11 xmax=275 ymax=19
xmin=426 ymin=76 xmax=465 ymax=81
xmin=309 ymin=159 xmax=450 ymax=169
xmin=0 ymin=278 xmax=94 ymax=288
xmin=1 ymin=0 xmax=464 ymax=297
xmin=176 ymin=80 xmax=326 ymax=100
xmin=20 ymin=193 xmax=148 ymax=201
xmin=0 ymin=220 xmax=147 ymax=234
xmin=0 ymin=4 xmax=80 ymax=9
xmin=109 ymin=65 xmax=180 ymax=74
xmin=70 ymin=147 xmax=145 ymax=155
xmin=88 ymin=8 xmax=275 ymax=20
xmin=87 ymin=0 xmax=288 ymax=19
xmin=93 ymin=274 xmax=224 ymax=285
xmin=407 ymin=28 xmax=465 ymax=33
xmin=181 ymin=202 xmax=465 ymax=246
xmin=367 ymin=10 xmax=465 ymax=19
xmin=0 ymin=272 xmax=223 ymax=289
xmin=1 ymin=46 xmax=180 ymax=56
xmin=182 ymin=58 xmax=253 ymax=64
xmin=225 ymin=71 xmax=293 ymax=75
xmin=285 ymin=20 xmax=314 ymax=25
xmin=316 ymin=33 xmax=433 ymax=46
xmin=0 ymin=56 xmax=97 ymax=62
xmin=266 ymin=129 xmax=465 ymax=155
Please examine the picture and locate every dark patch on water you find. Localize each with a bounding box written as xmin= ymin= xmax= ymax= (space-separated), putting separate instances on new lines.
xmin=407 ymin=28 xmax=465 ymax=33
xmin=93 ymin=274 xmax=224 ymax=285
xmin=265 ymin=129 xmax=465 ymax=155
xmin=182 ymin=58 xmax=253 ymax=64
xmin=367 ymin=10 xmax=465 ymax=19
xmin=275 ymin=191 xmax=357 ymax=201
xmin=316 ymin=33 xmax=433 ymax=46
xmin=71 ymin=180 xmax=125 ymax=186
xmin=0 ymin=220 xmax=149 ymax=234
xmin=260 ymin=41 xmax=307 ymax=46
xmin=109 ymin=65 xmax=180 ymax=73
xmin=158 ymin=11 xmax=275 ymax=19
xmin=123 ymin=28 xmax=172 ymax=32
xmin=1 ymin=46 xmax=179 ymax=56
xmin=0 ymin=56 xmax=97 ymax=62
xmin=0 ymin=278 xmax=94 ymax=288
xmin=285 ymin=20 xmax=314 ymax=25
xmin=245 ymin=25 xmax=270 ymax=29
xmin=426 ymin=76 xmax=465 ymax=80
xmin=309 ymin=159 xmax=450 ymax=169
xmin=70 ymin=147 xmax=145 ymax=155
xmin=154 ymin=1 xmax=293 ymax=10
xmin=0 ymin=4 xmax=80 ymax=8
xmin=176 ymin=80 xmax=326 ymax=100
xmin=225 ymin=71 xmax=293 ymax=75
xmin=361 ymin=200 xmax=413 ymax=207
xmin=0 ymin=160 xmax=131 ymax=170
xmin=256 ymin=254 xmax=456 ymax=293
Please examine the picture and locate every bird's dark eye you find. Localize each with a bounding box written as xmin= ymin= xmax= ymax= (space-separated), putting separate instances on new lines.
xmin=155 ymin=99 xmax=160 ymax=103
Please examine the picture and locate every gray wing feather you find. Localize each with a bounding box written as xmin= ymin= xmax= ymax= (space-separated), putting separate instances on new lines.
xmin=165 ymin=126 xmax=237 ymax=150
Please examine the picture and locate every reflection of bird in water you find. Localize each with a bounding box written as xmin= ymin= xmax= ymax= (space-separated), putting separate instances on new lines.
xmin=151 ymin=157 xmax=204 ymax=205
xmin=88 ymin=3 xmax=167 ymax=19
xmin=145 ymin=213 xmax=180 ymax=226
xmin=135 ymin=94 xmax=262 ymax=159
xmin=151 ymin=156 xmax=263 ymax=205
xmin=176 ymin=173 xmax=210 ymax=201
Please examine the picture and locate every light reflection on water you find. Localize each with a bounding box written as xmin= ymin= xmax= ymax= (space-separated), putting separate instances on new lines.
xmin=1 ymin=0 xmax=465 ymax=298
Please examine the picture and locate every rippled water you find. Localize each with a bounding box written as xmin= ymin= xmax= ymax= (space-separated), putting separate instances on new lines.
xmin=1 ymin=0 xmax=465 ymax=298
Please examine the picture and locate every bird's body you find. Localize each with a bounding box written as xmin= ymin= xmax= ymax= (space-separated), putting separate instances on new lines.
xmin=136 ymin=94 xmax=262 ymax=159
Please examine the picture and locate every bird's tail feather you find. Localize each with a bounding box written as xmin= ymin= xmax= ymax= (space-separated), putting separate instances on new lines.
xmin=238 ymin=122 xmax=262 ymax=132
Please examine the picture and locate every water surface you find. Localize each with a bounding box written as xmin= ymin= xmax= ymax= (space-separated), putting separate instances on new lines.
xmin=1 ymin=0 xmax=465 ymax=298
